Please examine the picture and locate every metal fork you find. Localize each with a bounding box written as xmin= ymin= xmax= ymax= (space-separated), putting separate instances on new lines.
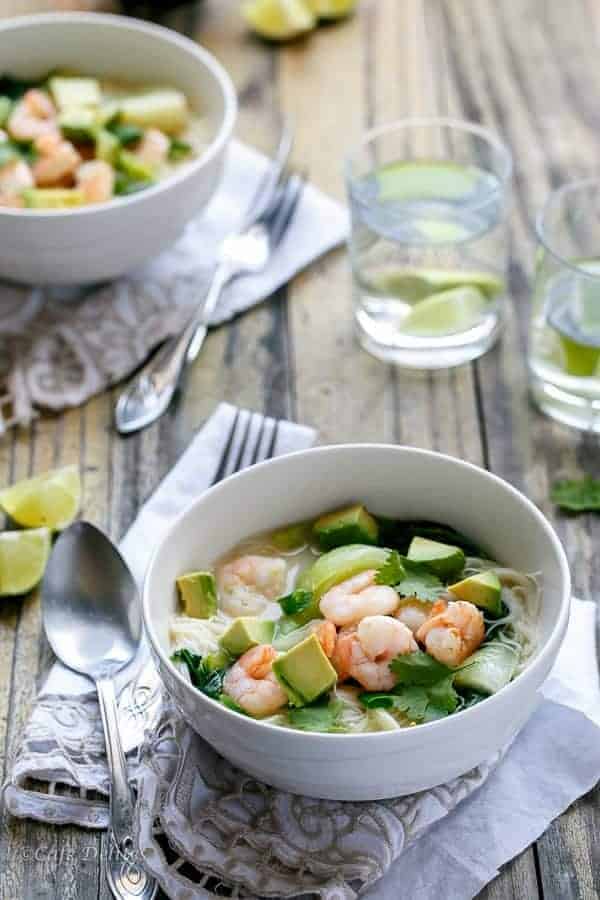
xmin=114 ymin=134 xmax=302 ymax=436
xmin=212 ymin=408 xmax=279 ymax=484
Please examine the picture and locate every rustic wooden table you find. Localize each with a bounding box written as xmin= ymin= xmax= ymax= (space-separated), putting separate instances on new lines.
xmin=1 ymin=0 xmax=599 ymax=897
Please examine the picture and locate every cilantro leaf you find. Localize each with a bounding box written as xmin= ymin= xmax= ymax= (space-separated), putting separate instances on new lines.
xmin=288 ymin=699 xmax=343 ymax=733
xmin=375 ymin=550 xmax=405 ymax=586
xmin=427 ymin=674 xmax=459 ymax=713
xmin=551 ymin=477 xmax=600 ymax=512
xmin=360 ymin=683 xmax=457 ymax=723
xmin=171 ymin=649 xmax=225 ymax=700
xmin=390 ymin=649 xmax=453 ymax=686
xmin=278 ymin=589 xmax=314 ymax=616
xmin=396 ymin=567 xmax=444 ymax=602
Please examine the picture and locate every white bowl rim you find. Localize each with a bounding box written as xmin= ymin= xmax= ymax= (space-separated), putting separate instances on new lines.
xmin=143 ymin=443 xmax=572 ymax=744
xmin=0 ymin=11 xmax=238 ymax=219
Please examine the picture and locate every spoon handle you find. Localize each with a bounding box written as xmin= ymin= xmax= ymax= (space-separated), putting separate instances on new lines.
xmin=96 ymin=676 xmax=135 ymax=847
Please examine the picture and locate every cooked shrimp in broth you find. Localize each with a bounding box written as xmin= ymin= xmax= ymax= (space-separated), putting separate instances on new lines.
xmin=170 ymin=501 xmax=540 ymax=734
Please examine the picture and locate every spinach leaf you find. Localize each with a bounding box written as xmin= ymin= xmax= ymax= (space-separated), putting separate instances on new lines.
xmin=278 ymin=589 xmax=314 ymax=616
xmin=288 ymin=698 xmax=343 ymax=733
xmin=171 ymin=648 xmax=225 ymax=700
xmin=551 ymin=477 xmax=600 ymax=512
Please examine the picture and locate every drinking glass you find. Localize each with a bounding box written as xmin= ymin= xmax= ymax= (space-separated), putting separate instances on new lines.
xmin=345 ymin=118 xmax=513 ymax=368
xmin=529 ymin=179 xmax=600 ymax=431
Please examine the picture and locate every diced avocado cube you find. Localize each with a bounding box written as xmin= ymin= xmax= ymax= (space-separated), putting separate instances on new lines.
xmin=454 ymin=641 xmax=517 ymax=695
xmin=407 ymin=536 xmax=465 ymax=579
xmin=176 ymin=571 xmax=217 ymax=619
xmin=96 ymin=128 xmax=119 ymax=164
xmin=204 ymin=648 xmax=231 ymax=672
xmin=117 ymin=149 xmax=155 ymax=181
xmin=297 ymin=543 xmax=391 ymax=599
xmin=0 ymin=97 xmax=12 ymax=128
xmin=448 ymin=570 xmax=503 ymax=616
xmin=270 ymin=520 xmax=312 ymax=552
xmin=273 ymin=633 xmax=337 ymax=706
xmin=23 ymin=188 xmax=86 ymax=209
xmin=58 ymin=108 xmax=98 ymax=142
xmin=220 ymin=617 xmax=275 ymax=657
xmin=119 ymin=89 xmax=188 ymax=135
xmin=49 ymin=77 xmax=101 ymax=111
xmin=314 ymin=503 xmax=379 ymax=551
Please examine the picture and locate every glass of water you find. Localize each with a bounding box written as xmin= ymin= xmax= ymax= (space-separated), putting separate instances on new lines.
xmin=529 ymin=179 xmax=600 ymax=431
xmin=345 ymin=118 xmax=513 ymax=368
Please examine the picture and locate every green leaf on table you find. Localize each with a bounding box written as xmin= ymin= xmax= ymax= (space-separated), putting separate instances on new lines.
xmin=288 ymin=698 xmax=343 ymax=732
xmin=551 ymin=477 xmax=600 ymax=512
xmin=171 ymin=648 xmax=225 ymax=700
xmin=374 ymin=549 xmax=405 ymax=586
xmin=390 ymin=649 xmax=453 ymax=686
xmin=278 ymin=589 xmax=314 ymax=616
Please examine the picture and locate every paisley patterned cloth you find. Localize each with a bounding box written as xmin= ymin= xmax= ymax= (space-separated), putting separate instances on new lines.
xmin=0 ymin=139 xmax=348 ymax=434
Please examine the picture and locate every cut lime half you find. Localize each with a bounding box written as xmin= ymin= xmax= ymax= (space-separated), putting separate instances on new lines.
xmin=0 ymin=528 xmax=51 ymax=597
xmin=376 ymin=161 xmax=480 ymax=204
xmin=0 ymin=464 xmax=81 ymax=531
xmin=377 ymin=267 xmax=504 ymax=304
xmin=242 ymin=0 xmax=316 ymax=39
xmin=307 ymin=0 xmax=357 ymax=18
xmin=402 ymin=285 xmax=487 ymax=337
xmin=558 ymin=335 xmax=600 ymax=377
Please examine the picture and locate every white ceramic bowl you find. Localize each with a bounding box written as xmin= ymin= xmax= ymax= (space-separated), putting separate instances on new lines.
xmin=143 ymin=445 xmax=571 ymax=801
xmin=0 ymin=12 xmax=237 ymax=285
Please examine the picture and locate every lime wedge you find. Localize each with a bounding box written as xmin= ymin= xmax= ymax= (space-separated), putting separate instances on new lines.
xmin=0 ymin=528 xmax=51 ymax=597
xmin=242 ymin=0 xmax=316 ymax=39
xmin=307 ymin=0 xmax=357 ymax=18
xmin=414 ymin=219 xmax=470 ymax=244
xmin=377 ymin=267 xmax=504 ymax=303
xmin=402 ymin=286 xmax=487 ymax=336
xmin=558 ymin=335 xmax=600 ymax=376
xmin=376 ymin=161 xmax=480 ymax=204
xmin=0 ymin=465 xmax=81 ymax=531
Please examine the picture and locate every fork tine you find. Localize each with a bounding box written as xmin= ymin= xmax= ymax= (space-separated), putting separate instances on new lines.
xmin=240 ymin=126 xmax=294 ymax=230
xmin=267 ymin=173 xmax=305 ymax=249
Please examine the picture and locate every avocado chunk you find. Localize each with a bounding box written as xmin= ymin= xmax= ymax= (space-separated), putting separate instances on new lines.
xmin=220 ymin=617 xmax=275 ymax=657
xmin=23 ymin=188 xmax=85 ymax=209
xmin=58 ymin=108 xmax=98 ymax=142
xmin=176 ymin=571 xmax=217 ymax=619
xmin=407 ymin=536 xmax=465 ymax=579
xmin=119 ymin=89 xmax=188 ymax=135
xmin=203 ymin=648 xmax=231 ymax=672
xmin=96 ymin=128 xmax=119 ymax=164
xmin=49 ymin=77 xmax=101 ymax=111
xmin=297 ymin=543 xmax=392 ymax=600
xmin=273 ymin=633 xmax=337 ymax=706
xmin=454 ymin=641 xmax=517 ymax=695
xmin=313 ymin=503 xmax=379 ymax=551
xmin=270 ymin=521 xmax=312 ymax=552
xmin=448 ymin=570 xmax=502 ymax=616
xmin=117 ymin=149 xmax=155 ymax=181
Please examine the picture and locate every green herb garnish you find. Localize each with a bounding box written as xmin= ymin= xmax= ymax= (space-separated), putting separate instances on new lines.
xmin=278 ymin=589 xmax=314 ymax=616
xmin=114 ymin=171 xmax=153 ymax=196
xmin=108 ymin=122 xmax=143 ymax=146
xmin=375 ymin=550 xmax=444 ymax=601
xmin=551 ymin=477 xmax=600 ymax=512
xmin=171 ymin=648 xmax=225 ymax=700
xmin=287 ymin=698 xmax=343 ymax=733
xmin=374 ymin=550 xmax=405 ymax=586
xmin=169 ymin=138 xmax=192 ymax=161
xmin=360 ymin=651 xmax=460 ymax=724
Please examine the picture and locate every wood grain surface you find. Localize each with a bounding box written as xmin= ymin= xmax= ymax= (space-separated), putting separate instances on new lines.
xmin=0 ymin=1 xmax=599 ymax=897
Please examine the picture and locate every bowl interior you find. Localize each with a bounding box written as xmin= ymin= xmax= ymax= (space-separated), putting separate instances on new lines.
xmin=145 ymin=446 xmax=569 ymax=670
xmin=0 ymin=14 xmax=228 ymax=141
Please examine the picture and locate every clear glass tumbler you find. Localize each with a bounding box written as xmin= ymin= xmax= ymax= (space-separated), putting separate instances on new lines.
xmin=345 ymin=118 xmax=513 ymax=368
xmin=529 ymin=179 xmax=600 ymax=431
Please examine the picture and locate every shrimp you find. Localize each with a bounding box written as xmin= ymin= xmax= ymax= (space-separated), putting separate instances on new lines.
xmin=8 ymin=89 xmax=58 ymax=142
xmin=395 ymin=599 xmax=432 ymax=634
xmin=134 ymin=127 xmax=170 ymax=168
xmin=0 ymin=159 xmax=34 ymax=207
xmin=310 ymin=619 xmax=337 ymax=658
xmin=222 ymin=644 xmax=288 ymax=717
xmin=32 ymin=133 xmax=81 ymax=187
xmin=76 ymin=160 xmax=115 ymax=204
xmin=416 ymin=599 xmax=485 ymax=667
xmin=331 ymin=615 xmax=417 ymax=691
xmin=216 ymin=554 xmax=287 ymax=617
xmin=319 ymin=569 xmax=399 ymax=627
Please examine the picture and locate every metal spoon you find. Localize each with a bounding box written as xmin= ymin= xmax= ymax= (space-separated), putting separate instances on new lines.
xmin=42 ymin=521 xmax=158 ymax=900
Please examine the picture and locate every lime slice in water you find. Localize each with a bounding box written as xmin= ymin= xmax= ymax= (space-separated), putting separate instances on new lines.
xmin=376 ymin=161 xmax=480 ymax=204
xmin=0 ymin=528 xmax=51 ymax=597
xmin=0 ymin=464 xmax=81 ymax=531
xmin=402 ymin=285 xmax=487 ymax=337
xmin=558 ymin=335 xmax=600 ymax=376
xmin=307 ymin=0 xmax=356 ymax=17
xmin=242 ymin=0 xmax=316 ymax=39
xmin=377 ymin=267 xmax=504 ymax=303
